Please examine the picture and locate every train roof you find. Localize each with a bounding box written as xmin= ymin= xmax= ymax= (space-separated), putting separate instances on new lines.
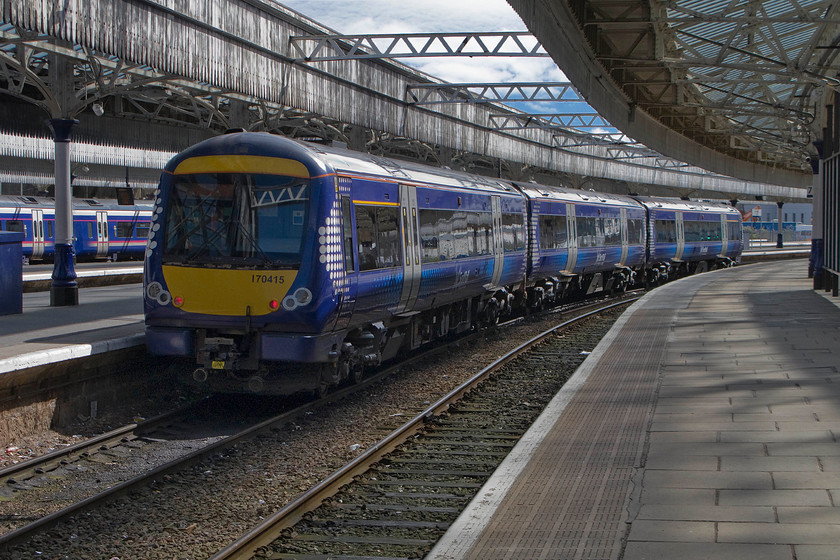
xmin=514 ymin=182 xmax=642 ymax=208
xmin=302 ymin=140 xmax=519 ymax=196
xmin=633 ymin=196 xmax=740 ymax=215
xmin=168 ymin=132 xmax=521 ymax=196
xmin=0 ymin=194 xmax=153 ymax=211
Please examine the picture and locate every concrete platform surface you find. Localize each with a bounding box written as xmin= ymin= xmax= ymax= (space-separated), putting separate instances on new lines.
xmin=0 ymin=283 xmax=144 ymax=374
xmin=429 ymin=259 xmax=840 ymax=560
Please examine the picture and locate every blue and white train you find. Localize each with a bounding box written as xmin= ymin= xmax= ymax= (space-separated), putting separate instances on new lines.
xmin=0 ymin=195 xmax=153 ymax=261
xmin=143 ymin=131 xmax=743 ymax=395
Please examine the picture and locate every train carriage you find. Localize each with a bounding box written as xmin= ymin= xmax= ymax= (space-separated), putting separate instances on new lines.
xmin=144 ymin=131 xmax=529 ymax=395
xmin=144 ymin=131 xmax=743 ymax=397
xmin=519 ymin=184 xmax=647 ymax=304
xmin=637 ymin=197 xmax=743 ymax=281
xmin=0 ymin=194 xmax=152 ymax=260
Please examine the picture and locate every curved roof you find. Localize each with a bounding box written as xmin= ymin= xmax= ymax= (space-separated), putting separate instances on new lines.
xmin=508 ymin=0 xmax=840 ymax=187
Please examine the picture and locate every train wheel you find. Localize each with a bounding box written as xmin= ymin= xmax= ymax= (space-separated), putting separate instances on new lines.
xmin=482 ymin=303 xmax=499 ymax=328
xmin=313 ymin=381 xmax=329 ymax=399
xmin=314 ymin=363 xmax=339 ymax=398
xmin=349 ymin=365 xmax=364 ymax=385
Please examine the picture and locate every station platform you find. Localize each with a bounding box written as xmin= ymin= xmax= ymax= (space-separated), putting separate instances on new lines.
xmin=430 ymin=258 xmax=840 ymax=560
xmin=0 ymin=283 xmax=144 ymax=375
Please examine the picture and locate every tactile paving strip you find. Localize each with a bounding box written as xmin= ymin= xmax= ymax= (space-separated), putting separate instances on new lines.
xmin=464 ymin=308 xmax=671 ymax=560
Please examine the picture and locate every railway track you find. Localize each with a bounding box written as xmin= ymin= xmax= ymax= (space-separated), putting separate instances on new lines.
xmin=0 ymin=295 xmax=635 ymax=559
xmin=213 ymin=298 xmax=635 ymax=560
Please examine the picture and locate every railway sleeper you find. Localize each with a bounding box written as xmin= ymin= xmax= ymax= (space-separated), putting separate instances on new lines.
xmin=332 ymin=503 xmax=461 ymax=514
xmin=282 ymin=534 xmax=436 ymax=546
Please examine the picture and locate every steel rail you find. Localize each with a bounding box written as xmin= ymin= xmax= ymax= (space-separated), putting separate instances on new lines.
xmin=210 ymin=297 xmax=638 ymax=560
xmin=0 ymin=402 xmax=200 ymax=487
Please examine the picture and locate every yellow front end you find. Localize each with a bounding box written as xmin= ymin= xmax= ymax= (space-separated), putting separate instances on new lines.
xmin=162 ymin=266 xmax=298 ymax=316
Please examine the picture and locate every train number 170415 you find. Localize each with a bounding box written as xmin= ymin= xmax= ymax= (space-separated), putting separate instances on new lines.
xmin=251 ymin=274 xmax=285 ymax=284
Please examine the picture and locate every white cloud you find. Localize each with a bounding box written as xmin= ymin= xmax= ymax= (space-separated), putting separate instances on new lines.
xmin=280 ymin=1 xmax=527 ymax=34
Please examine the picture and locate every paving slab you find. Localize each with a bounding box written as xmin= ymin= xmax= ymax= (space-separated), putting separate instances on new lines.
xmin=636 ymin=504 xmax=775 ymax=522
xmin=622 ymin=542 xmax=792 ymax=560
xmin=778 ymin=507 xmax=840 ymax=524
xmin=718 ymin=489 xmax=832 ymax=507
xmin=795 ymin=545 xmax=840 ymax=560
xmin=718 ymin=522 xmax=840 ymax=544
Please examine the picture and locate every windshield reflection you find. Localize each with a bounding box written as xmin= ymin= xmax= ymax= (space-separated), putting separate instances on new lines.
xmin=162 ymin=173 xmax=310 ymax=268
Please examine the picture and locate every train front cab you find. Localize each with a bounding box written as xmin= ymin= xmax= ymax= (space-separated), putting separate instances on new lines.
xmin=143 ymin=135 xmax=346 ymax=394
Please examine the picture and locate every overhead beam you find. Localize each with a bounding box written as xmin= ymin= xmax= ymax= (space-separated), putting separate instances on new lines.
xmin=406 ymin=82 xmax=583 ymax=104
xmin=290 ymin=32 xmax=548 ymax=61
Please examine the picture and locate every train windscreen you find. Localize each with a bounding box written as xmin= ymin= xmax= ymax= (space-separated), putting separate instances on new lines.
xmin=161 ymin=173 xmax=310 ymax=268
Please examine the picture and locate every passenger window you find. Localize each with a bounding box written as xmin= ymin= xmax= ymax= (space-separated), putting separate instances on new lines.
xmin=355 ymin=205 xmax=401 ymax=271
xmin=418 ymin=209 xmax=493 ymax=262
xmin=654 ymin=219 xmax=677 ymax=243
xmin=116 ymin=223 xmax=134 ymax=238
xmin=576 ymin=216 xmax=602 ymax=248
xmin=136 ymin=222 xmax=150 ymax=238
xmin=603 ymin=217 xmax=621 ymax=246
xmin=539 ymin=215 xmax=568 ymax=249
xmin=627 ymin=219 xmax=645 ymax=245
xmin=502 ymin=213 xmax=525 ymax=252
xmin=6 ymin=220 xmax=23 ymax=233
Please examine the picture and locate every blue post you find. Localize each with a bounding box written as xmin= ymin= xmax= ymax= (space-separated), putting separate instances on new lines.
xmin=776 ymin=201 xmax=784 ymax=248
xmin=47 ymin=118 xmax=79 ymax=306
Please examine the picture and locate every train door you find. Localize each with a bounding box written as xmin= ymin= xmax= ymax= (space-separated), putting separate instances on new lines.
xmin=490 ymin=196 xmax=504 ymax=288
xmin=719 ymin=214 xmax=728 ymax=256
xmin=31 ymin=209 xmax=45 ymax=259
xmin=619 ymin=208 xmax=628 ymax=265
xmin=675 ymin=212 xmax=685 ymax=260
xmin=334 ymin=189 xmax=357 ymax=331
xmin=95 ymin=210 xmax=109 ymax=257
xmin=396 ymin=184 xmax=422 ymax=313
xmin=564 ymin=203 xmax=577 ymax=273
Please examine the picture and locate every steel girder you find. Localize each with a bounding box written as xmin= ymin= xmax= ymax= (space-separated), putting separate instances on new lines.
xmin=290 ymin=32 xmax=548 ymax=61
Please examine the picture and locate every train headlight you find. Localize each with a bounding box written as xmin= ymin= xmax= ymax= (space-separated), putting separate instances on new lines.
xmin=157 ymin=290 xmax=172 ymax=305
xmin=146 ymin=282 xmax=162 ymax=299
xmin=294 ymin=288 xmax=312 ymax=306
xmin=281 ymin=288 xmax=313 ymax=311
xmin=146 ymin=282 xmax=172 ymax=305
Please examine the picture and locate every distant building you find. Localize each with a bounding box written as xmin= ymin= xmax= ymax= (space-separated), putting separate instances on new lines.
xmin=737 ymin=202 xmax=813 ymax=241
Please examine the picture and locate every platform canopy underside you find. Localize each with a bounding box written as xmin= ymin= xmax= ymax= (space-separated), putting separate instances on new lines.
xmin=509 ymin=0 xmax=840 ymax=188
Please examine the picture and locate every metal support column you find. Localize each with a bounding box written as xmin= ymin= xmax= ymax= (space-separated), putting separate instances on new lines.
xmin=810 ymin=156 xmax=823 ymax=284
xmin=776 ymin=201 xmax=784 ymax=248
xmin=47 ymin=118 xmax=79 ymax=306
